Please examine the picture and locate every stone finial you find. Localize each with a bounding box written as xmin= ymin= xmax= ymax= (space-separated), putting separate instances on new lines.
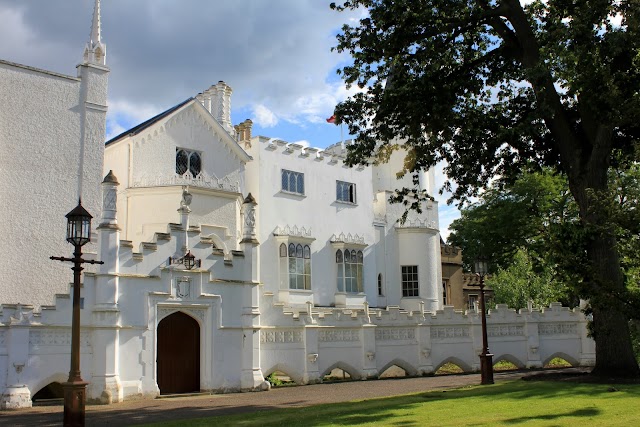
xmin=100 ymin=170 xmax=119 ymax=226
xmin=102 ymin=169 xmax=119 ymax=185
xmin=180 ymin=186 xmax=193 ymax=209
xmin=177 ymin=187 xmax=192 ymax=252
xmin=241 ymin=193 xmax=258 ymax=244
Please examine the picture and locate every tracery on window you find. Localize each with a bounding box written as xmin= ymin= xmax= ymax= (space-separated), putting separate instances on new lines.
xmin=176 ymin=148 xmax=202 ymax=177
xmin=281 ymin=169 xmax=304 ymax=195
xmin=282 ymin=243 xmax=311 ymax=290
xmin=336 ymin=249 xmax=363 ymax=293
xmin=336 ymin=180 xmax=356 ymax=203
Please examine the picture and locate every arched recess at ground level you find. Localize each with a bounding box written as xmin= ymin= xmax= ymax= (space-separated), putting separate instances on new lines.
xmin=157 ymin=311 xmax=201 ymax=394
xmin=543 ymin=353 xmax=577 ymax=368
xmin=30 ymin=372 xmax=67 ymax=402
xmin=434 ymin=357 xmax=472 ymax=374
xmin=378 ymin=359 xmax=418 ymax=379
xmin=263 ymin=364 xmax=303 ymax=385
xmin=492 ymin=354 xmax=526 ymax=370
xmin=321 ymin=362 xmax=361 ymax=381
xmin=31 ymin=382 xmax=64 ymax=402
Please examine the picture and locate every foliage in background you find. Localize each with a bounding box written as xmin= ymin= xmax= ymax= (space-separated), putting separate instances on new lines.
xmin=266 ymin=373 xmax=283 ymax=387
xmin=486 ymin=248 xmax=568 ymax=311
xmin=448 ymin=170 xmax=576 ymax=272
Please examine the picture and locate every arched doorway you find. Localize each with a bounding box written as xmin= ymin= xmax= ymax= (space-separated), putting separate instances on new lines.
xmin=157 ymin=311 xmax=200 ymax=394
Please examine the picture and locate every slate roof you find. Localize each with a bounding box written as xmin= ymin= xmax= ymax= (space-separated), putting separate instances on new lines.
xmin=105 ymin=97 xmax=193 ymax=146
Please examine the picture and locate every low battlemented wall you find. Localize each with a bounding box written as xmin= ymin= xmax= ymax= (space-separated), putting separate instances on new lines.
xmin=0 ymin=299 xmax=595 ymax=409
xmin=259 ymin=302 xmax=595 ymax=384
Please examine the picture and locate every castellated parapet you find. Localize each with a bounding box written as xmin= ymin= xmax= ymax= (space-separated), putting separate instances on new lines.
xmin=253 ymin=135 xmax=366 ymax=170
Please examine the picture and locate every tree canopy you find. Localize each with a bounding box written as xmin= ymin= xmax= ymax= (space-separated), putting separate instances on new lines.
xmin=487 ymin=247 xmax=569 ymax=310
xmin=332 ymin=0 xmax=640 ymax=376
xmin=448 ymin=170 xmax=575 ymax=271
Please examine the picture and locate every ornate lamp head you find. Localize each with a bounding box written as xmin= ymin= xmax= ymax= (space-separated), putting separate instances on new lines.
xmin=65 ymin=200 xmax=93 ymax=247
xmin=474 ymin=256 xmax=489 ymax=276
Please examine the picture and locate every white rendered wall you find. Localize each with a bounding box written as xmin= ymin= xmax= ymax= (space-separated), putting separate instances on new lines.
xmin=372 ymin=147 xmax=434 ymax=196
xmin=245 ymin=138 xmax=376 ymax=307
xmin=0 ymin=60 xmax=107 ymax=308
xmin=245 ymin=137 xmax=441 ymax=310
xmin=104 ymin=102 xmax=247 ymax=248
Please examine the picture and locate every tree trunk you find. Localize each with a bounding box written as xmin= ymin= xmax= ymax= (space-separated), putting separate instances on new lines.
xmin=570 ymin=168 xmax=640 ymax=377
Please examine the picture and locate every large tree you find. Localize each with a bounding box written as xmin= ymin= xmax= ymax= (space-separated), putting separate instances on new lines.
xmin=331 ymin=0 xmax=640 ymax=376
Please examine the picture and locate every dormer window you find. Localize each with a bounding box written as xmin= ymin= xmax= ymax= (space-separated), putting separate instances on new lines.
xmin=176 ymin=148 xmax=202 ymax=177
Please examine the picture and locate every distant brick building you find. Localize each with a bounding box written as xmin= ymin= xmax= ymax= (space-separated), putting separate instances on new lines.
xmin=440 ymin=242 xmax=494 ymax=311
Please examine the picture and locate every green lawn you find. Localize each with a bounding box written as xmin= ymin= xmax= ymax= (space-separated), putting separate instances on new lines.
xmin=144 ymin=380 xmax=640 ymax=427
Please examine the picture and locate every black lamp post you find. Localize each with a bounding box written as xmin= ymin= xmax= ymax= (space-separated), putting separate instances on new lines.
xmin=51 ymin=200 xmax=103 ymax=426
xmin=473 ymin=257 xmax=494 ymax=385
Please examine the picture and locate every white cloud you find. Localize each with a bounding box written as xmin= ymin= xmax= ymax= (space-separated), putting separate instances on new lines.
xmin=0 ymin=4 xmax=80 ymax=74
xmin=108 ymin=99 xmax=163 ymax=124
xmin=252 ymin=104 xmax=278 ymax=128
xmin=0 ymin=0 xmax=360 ymax=125
xmin=105 ymin=121 xmax=125 ymax=141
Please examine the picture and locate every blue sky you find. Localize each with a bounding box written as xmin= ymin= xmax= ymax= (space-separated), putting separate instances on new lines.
xmin=0 ymin=0 xmax=461 ymax=239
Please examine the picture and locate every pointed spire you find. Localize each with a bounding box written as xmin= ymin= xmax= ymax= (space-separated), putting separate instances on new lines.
xmin=83 ymin=0 xmax=106 ymax=66
xmin=90 ymin=0 xmax=102 ymax=46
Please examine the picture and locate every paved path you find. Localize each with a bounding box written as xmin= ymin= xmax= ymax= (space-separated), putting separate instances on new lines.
xmin=0 ymin=369 xmax=583 ymax=426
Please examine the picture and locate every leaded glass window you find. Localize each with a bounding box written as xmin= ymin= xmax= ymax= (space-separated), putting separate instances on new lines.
xmin=281 ymin=169 xmax=304 ymax=195
xmin=336 ymin=180 xmax=356 ymax=203
xmin=176 ymin=148 xmax=202 ymax=177
xmin=285 ymin=243 xmax=311 ymax=290
xmin=336 ymin=248 xmax=363 ymax=293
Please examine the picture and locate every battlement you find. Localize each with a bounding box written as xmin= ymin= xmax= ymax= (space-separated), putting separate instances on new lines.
xmin=253 ymin=136 xmax=366 ymax=171
xmin=265 ymin=300 xmax=585 ymax=336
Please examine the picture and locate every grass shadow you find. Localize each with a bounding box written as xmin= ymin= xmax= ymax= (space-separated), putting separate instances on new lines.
xmin=502 ymin=407 xmax=600 ymax=424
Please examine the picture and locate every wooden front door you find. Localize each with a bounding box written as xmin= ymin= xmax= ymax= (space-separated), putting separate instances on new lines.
xmin=157 ymin=311 xmax=200 ymax=394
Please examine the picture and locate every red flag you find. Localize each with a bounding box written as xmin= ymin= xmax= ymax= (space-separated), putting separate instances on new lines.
xmin=326 ymin=115 xmax=336 ymax=124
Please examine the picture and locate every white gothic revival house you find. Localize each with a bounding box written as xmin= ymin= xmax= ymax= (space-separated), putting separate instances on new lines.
xmin=0 ymin=1 xmax=594 ymax=409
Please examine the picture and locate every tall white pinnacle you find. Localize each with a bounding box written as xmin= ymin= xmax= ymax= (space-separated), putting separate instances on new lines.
xmin=90 ymin=0 xmax=101 ymax=45
xmin=83 ymin=0 xmax=106 ymax=66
